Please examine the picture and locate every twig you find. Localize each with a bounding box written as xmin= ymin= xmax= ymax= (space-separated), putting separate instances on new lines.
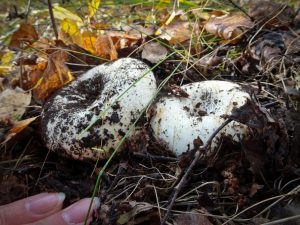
xmin=25 ymin=0 xmax=31 ymax=22
xmin=261 ymin=214 xmax=300 ymax=225
xmin=132 ymin=152 xmax=178 ymax=162
xmin=47 ymin=0 xmax=58 ymax=40
xmin=161 ymin=119 xmax=233 ymax=225
xmin=227 ymin=0 xmax=252 ymax=20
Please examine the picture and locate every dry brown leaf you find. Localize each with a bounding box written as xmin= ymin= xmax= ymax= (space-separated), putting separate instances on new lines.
xmin=105 ymin=31 xmax=141 ymax=49
xmin=95 ymin=35 xmax=118 ymax=60
xmin=10 ymin=116 xmax=37 ymax=134
xmin=124 ymin=24 xmax=155 ymax=39
xmin=141 ymin=41 xmax=168 ymax=63
xmin=158 ymin=19 xmax=200 ymax=44
xmin=249 ymin=183 xmax=264 ymax=197
xmin=175 ymin=210 xmax=212 ymax=225
xmin=284 ymin=34 xmax=300 ymax=55
xmin=117 ymin=201 xmax=154 ymax=224
xmin=1 ymin=116 xmax=38 ymax=145
xmin=0 ymin=88 xmax=31 ymax=121
xmin=9 ymin=23 xmax=38 ymax=50
xmin=21 ymin=62 xmax=47 ymax=91
xmin=95 ymin=31 xmax=141 ymax=59
xmin=33 ymin=50 xmax=73 ymax=101
xmin=249 ymin=1 xmax=294 ymax=27
xmin=204 ymin=12 xmax=253 ymax=42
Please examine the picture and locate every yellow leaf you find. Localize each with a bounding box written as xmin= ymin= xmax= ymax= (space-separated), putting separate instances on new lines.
xmin=0 ymin=51 xmax=14 ymax=74
xmin=0 ymin=66 xmax=11 ymax=74
xmin=53 ymin=4 xmax=83 ymax=25
xmin=88 ymin=0 xmax=101 ymax=18
xmin=155 ymin=0 xmax=171 ymax=9
xmin=80 ymin=31 xmax=97 ymax=54
xmin=1 ymin=51 xmax=14 ymax=65
xmin=61 ymin=18 xmax=80 ymax=36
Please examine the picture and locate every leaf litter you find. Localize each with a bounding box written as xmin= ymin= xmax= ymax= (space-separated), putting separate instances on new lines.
xmin=0 ymin=0 xmax=299 ymax=225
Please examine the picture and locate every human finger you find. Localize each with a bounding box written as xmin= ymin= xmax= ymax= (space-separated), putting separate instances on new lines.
xmin=27 ymin=197 xmax=100 ymax=225
xmin=0 ymin=192 xmax=65 ymax=225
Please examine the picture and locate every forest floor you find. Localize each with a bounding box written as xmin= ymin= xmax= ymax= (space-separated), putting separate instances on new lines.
xmin=0 ymin=0 xmax=299 ymax=224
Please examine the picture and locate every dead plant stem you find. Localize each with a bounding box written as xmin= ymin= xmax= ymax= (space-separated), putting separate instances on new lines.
xmin=161 ymin=118 xmax=233 ymax=225
xmin=47 ymin=0 xmax=58 ymax=40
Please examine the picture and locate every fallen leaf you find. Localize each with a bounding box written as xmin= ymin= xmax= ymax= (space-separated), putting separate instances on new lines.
xmin=229 ymin=98 xmax=275 ymax=129
xmin=249 ymin=183 xmax=264 ymax=197
xmin=124 ymin=24 xmax=155 ymax=39
xmin=10 ymin=116 xmax=37 ymax=134
xmin=21 ymin=62 xmax=47 ymax=91
xmin=59 ymin=20 xmax=97 ymax=54
xmin=88 ymin=0 xmax=101 ymax=18
xmin=95 ymin=34 xmax=118 ymax=60
xmin=60 ymin=18 xmax=80 ymax=37
xmin=117 ymin=201 xmax=154 ymax=224
xmin=198 ymin=54 xmax=223 ymax=67
xmin=141 ymin=41 xmax=168 ymax=63
xmin=175 ymin=210 xmax=212 ymax=225
xmin=0 ymin=66 xmax=10 ymax=75
xmin=79 ymin=30 xmax=97 ymax=54
xmin=0 ymin=88 xmax=31 ymax=121
xmin=283 ymin=33 xmax=300 ymax=55
xmin=158 ymin=19 xmax=200 ymax=44
xmin=249 ymin=1 xmax=294 ymax=27
xmin=9 ymin=23 xmax=38 ymax=50
xmin=53 ymin=4 xmax=83 ymax=25
xmin=105 ymin=30 xmax=141 ymax=48
xmin=1 ymin=116 xmax=38 ymax=145
xmin=0 ymin=50 xmax=14 ymax=75
xmin=204 ymin=12 xmax=253 ymax=42
xmin=1 ymin=50 xmax=14 ymax=66
xmin=33 ymin=50 xmax=73 ymax=101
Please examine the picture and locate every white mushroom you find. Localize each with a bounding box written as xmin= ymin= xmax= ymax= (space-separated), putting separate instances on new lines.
xmin=150 ymin=81 xmax=252 ymax=155
xmin=41 ymin=58 xmax=157 ymax=160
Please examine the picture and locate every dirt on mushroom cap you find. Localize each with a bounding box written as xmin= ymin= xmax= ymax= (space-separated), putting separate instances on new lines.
xmin=150 ymin=81 xmax=252 ymax=155
xmin=41 ymin=58 xmax=157 ymax=160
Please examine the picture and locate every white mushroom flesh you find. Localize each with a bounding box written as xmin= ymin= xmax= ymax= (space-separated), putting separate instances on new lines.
xmin=41 ymin=58 xmax=157 ymax=160
xmin=150 ymin=81 xmax=251 ymax=155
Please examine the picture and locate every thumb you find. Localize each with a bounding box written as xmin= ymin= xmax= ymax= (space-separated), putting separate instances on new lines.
xmin=0 ymin=193 xmax=65 ymax=225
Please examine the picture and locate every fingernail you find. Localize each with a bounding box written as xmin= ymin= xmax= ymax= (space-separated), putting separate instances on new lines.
xmin=62 ymin=197 xmax=100 ymax=225
xmin=25 ymin=192 xmax=65 ymax=215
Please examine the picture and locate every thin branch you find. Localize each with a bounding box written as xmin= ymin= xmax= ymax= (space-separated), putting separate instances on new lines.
xmin=25 ymin=0 xmax=31 ymax=22
xmin=132 ymin=152 xmax=178 ymax=162
xmin=47 ymin=0 xmax=58 ymax=40
xmin=161 ymin=119 xmax=233 ymax=225
xmin=227 ymin=0 xmax=252 ymax=20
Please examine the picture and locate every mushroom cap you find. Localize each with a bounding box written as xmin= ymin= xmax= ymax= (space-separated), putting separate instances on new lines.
xmin=150 ymin=81 xmax=252 ymax=155
xmin=41 ymin=58 xmax=157 ymax=160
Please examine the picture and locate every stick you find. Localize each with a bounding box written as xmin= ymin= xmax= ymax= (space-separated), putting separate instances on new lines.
xmin=160 ymin=119 xmax=233 ymax=225
xmin=132 ymin=152 xmax=178 ymax=162
xmin=47 ymin=0 xmax=58 ymax=40
xmin=227 ymin=0 xmax=252 ymax=20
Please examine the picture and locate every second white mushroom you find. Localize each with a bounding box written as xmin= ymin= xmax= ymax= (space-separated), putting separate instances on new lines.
xmin=149 ymin=81 xmax=252 ymax=156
